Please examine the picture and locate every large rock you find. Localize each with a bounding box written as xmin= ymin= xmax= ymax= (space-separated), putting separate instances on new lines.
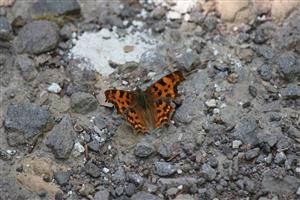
xmin=5 ymin=103 xmax=54 ymax=142
xmin=70 ymin=92 xmax=98 ymax=114
xmin=13 ymin=20 xmax=59 ymax=55
xmin=32 ymin=0 xmax=80 ymax=15
xmin=46 ymin=116 xmax=75 ymax=159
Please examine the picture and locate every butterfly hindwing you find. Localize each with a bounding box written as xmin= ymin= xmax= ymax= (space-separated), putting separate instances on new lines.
xmin=146 ymin=71 xmax=184 ymax=100
xmin=154 ymin=99 xmax=174 ymax=128
xmin=127 ymin=108 xmax=149 ymax=133
xmin=105 ymin=90 xmax=134 ymax=114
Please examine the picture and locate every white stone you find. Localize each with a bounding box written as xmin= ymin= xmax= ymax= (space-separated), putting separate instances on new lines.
xmin=232 ymin=140 xmax=242 ymax=149
xmin=177 ymin=169 xmax=182 ymax=174
xmin=6 ymin=149 xmax=16 ymax=155
xmin=205 ymin=99 xmax=217 ymax=107
xmin=166 ymin=11 xmax=181 ymax=20
xmin=47 ymin=83 xmax=61 ymax=93
xmin=297 ymin=187 xmax=300 ymax=195
xmin=73 ymin=142 xmax=85 ymax=157
xmin=103 ymin=167 xmax=110 ymax=173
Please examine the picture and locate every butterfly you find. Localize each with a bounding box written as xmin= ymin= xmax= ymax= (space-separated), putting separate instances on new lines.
xmin=105 ymin=71 xmax=184 ymax=133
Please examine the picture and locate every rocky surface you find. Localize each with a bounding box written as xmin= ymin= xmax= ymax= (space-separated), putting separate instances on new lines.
xmin=0 ymin=1 xmax=299 ymax=200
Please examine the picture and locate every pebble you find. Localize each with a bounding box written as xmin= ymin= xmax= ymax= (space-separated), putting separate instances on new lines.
xmin=258 ymin=64 xmax=272 ymax=81
xmin=0 ymin=17 xmax=13 ymax=41
xmin=280 ymin=84 xmax=300 ymax=99
xmin=130 ymin=191 xmax=162 ymax=200
xmin=103 ymin=167 xmax=110 ymax=173
xmin=127 ymin=172 xmax=144 ymax=186
xmin=73 ymin=142 xmax=85 ymax=157
xmin=232 ymin=140 xmax=242 ymax=149
xmin=274 ymin=151 xmax=286 ymax=164
xmin=125 ymin=183 xmax=136 ymax=197
xmin=205 ymin=99 xmax=217 ymax=107
xmin=47 ymin=83 xmax=62 ymax=94
xmin=87 ymin=140 xmax=101 ymax=152
xmin=85 ymin=161 xmax=101 ymax=178
xmin=277 ymin=52 xmax=299 ymax=80
xmin=202 ymin=164 xmax=216 ymax=181
xmin=154 ymin=162 xmax=177 ymax=177
xmin=245 ymin=148 xmax=260 ymax=160
xmin=54 ymin=170 xmax=71 ymax=186
xmin=15 ymin=55 xmax=38 ymax=82
xmin=70 ymin=92 xmax=98 ymax=114
xmin=157 ymin=143 xmax=173 ymax=158
xmin=235 ymin=116 xmax=258 ymax=145
xmin=297 ymin=187 xmax=300 ymax=195
xmin=134 ymin=143 xmax=154 ymax=158
xmin=94 ymin=189 xmax=109 ymax=200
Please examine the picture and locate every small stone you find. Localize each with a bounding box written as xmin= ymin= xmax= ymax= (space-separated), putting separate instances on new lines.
xmin=274 ymin=151 xmax=286 ymax=164
xmin=277 ymin=52 xmax=299 ymax=80
xmin=166 ymin=187 xmax=178 ymax=196
xmin=280 ymin=84 xmax=300 ymax=99
xmin=85 ymin=161 xmax=101 ymax=178
xmin=205 ymin=99 xmax=217 ymax=108
xmin=15 ymin=54 xmax=38 ymax=82
xmin=144 ymin=183 xmax=158 ymax=193
xmin=174 ymin=194 xmax=195 ymax=200
xmin=154 ymin=161 xmax=177 ymax=177
xmin=175 ymin=51 xmax=199 ymax=71
xmin=125 ymin=183 xmax=136 ymax=197
xmin=54 ymin=171 xmax=71 ymax=186
xmin=248 ymin=85 xmax=257 ymax=98
xmin=70 ymin=92 xmax=98 ymax=114
xmin=79 ymin=183 xmax=95 ymax=197
xmin=232 ymin=140 xmax=242 ymax=149
xmin=258 ymin=64 xmax=272 ymax=81
xmin=127 ymin=172 xmax=144 ymax=186
xmin=130 ymin=191 xmax=162 ymax=200
xmin=16 ymin=164 xmax=23 ymax=172
xmin=46 ymin=116 xmax=74 ymax=159
xmin=115 ymin=186 xmax=123 ymax=196
xmin=245 ymin=148 xmax=260 ymax=160
xmin=94 ymin=189 xmax=109 ymax=200
xmin=235 ymin=116 xmax=258 ymax=145
xmin=102 ymin=167 xmax=109 ymax=173
xmin=72 ymin=142 xmax=84 ymax=157
xmin=157 ymin=143 xmax=173 ymax=158
xmin=134 ymin=143 xmax=154 ymax=158
xmin=254 ymin=27 xmax=268 ymax=44
xmin=256 ymin=45 xmax=275 ymax=60
xmin=112 ymin=168 xmax=126 ymax=183
xmin=87 ymin=140 xmax=100 ymax=152
xmin=196 ymin=134 xmax=205 ymax=145
xmin=202 ymin=164 xmax=216 ymax=181
xmin=0 ymin=17 xmax=13 ymax=41
xmin=13 ymin=20 xmax=59 ymax=54
xmin=32 ymin=0 xmax=80 ymax=15
xmin=59 ymin=23 xmax=76 ymax=40
xmin=297 ymin=187 xmax=300 ymax=195
xmin=167 ymin=11 xmax=181 ymax=20
xmin=48 ymin=83 xmax=62 ymax=94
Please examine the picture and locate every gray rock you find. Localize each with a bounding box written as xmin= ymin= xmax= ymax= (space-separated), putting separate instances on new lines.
xmin=32 ymin=0 xmax=80 ymax=15
xmin=234 ymin=116 xmax=258 ymax=145
xmin=125 ymin=183 xmax=136 ymax=197
xmin=130 ymin=192 xmax=162 ymax=200
xmin=258 ymin=64 xmax=272 ymax=81
xmin=158 ymin=177 xmax=198 ymax=190
xmin=85 ymin=161 xmax=101 ymax=178
xmin=79 ymin=183 xmax=95 ymax=197
xmin=166 ymin=187 xmax=178 ymax=196
xmin=127 ymin=172 xmax=144 ymax=186
xmin=139 ymin=51 xmax=167 ymax=71
xmin=115 ymin=186 xmax=123 ymax=196
xmin=5 ymin=103 xmax=53 ymax=139
xmin=277 ymin=52 xmax=300 ymax=80
xmin=46 ymin=116 xmax=75 ymax=159
xmin=13 ymin=20 xmax=59 ymax=54
xmin=0 ymin=17 xmax=13 ymax=41
xmin=112 ymin=168 xmax=126 ymax=183
xmin=70 ymin=92 xmax=98 ymax=114
xmin=280 ymin=84 xmax=300 ymax=99
xmin=254 ymin=27 xmax=269 ymax=44
xmin=274 ymin=151 xmax=286 ymax=164
xmin=143 ymin=183 xmax=158 ymax=193
xmin=174 ymin=194 xmax=195 ymax=200
xmin=175 ymin=51 xmax=198 ymax=71
xmin=157 ymin=143 xmax=173 ymax=158
xmin=297 ymin=187 xmax=300 ymax=195
xmin=87 ymin=140 xmax=100 ymax=152
xmin=15 ymin=54 xmax=38 ymax=81
xmin=134 ymin=143 xmax=154 ymax=158
xmin=262 ymin=169 xmax=300 ymax=195
xmin=54 ymin=170 xmax=71 ymax=186
xmin=256 ymin=45 xmax=275 ymax=60
xmin=202 ymin=164 xmax=216 ymax=181
xmin=94 ymin=189 xmax=110 ymax=200
xmin=276 ymin=135 xmax=291 ymax=150
xmin=245 ymin=148 xmax=260 ymax=160
xmin=60 ymin=23 xmax=76 ymax=40
xmin=154 ymin=161 xmax=177 ymax=177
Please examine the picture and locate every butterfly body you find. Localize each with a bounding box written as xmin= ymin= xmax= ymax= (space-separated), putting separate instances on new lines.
xmin=105 ymin=71 xmax=184 ymax=133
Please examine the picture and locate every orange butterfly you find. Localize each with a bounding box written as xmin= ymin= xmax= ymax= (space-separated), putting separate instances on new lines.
xmin=105 ymin=71 xmax=184 ymax=133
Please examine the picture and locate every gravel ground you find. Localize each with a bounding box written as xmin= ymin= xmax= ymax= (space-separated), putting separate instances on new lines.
xmin=0 ymin=1 xmax=299 ymax=200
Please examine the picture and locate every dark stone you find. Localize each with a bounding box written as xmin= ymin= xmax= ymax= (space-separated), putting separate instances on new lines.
xmin=59 ymin=23 xmax=76 ymax=40
xmin=70 ymin=92 xmax=98 ymax=114
xmin=32 ymin=0 xmax=80 ymax=15
xmin=125 ymin=183 xmax=136 ymax=197
xmin=154 ymin=161 xmax=177 ymax=177
xmin=234 ymin=116 xmax=258 ymax=145
xmin=134 ymin=143 xmax=154 ymax=158
xmin=5 ymin=103 xmax=53 ymax=139
xmin=0 ymin=17 xmax=13 ymax=41
xmin=15 ymin=54 xmax=38 ymax=81
xmin=245 ymin=148 xmax=260 ymax=160
xmin=85 ymin=161 xmax=101 ymax=178
xmin=248 ymin=85 xmax=257 ymax=98
xmin=254 ymin=28 xmax=269 ymax=44
xmin=54 ymin=170 xmax=71 ymax=186
xmin=280 ymin=84 xmax=300 ymax=99
xmin=87 ymin=140 xmax=100 ymax=152
xmin=46 ymin=116 xmax=75 ymax=159
xmin=258 ymin=64 xmax=272 ymax=81
xmin=204 ymin=16 xmax=217 ymax=32
xmin=130 ymin=192 xmax=162 ymax=200
xmin=277 ymin=52 xmax=299 ymax=80
xmin=13 ymin=20 xmax=59 ymax=55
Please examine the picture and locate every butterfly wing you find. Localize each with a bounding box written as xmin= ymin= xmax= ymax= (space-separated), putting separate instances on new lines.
xmin=105 ymin=90 xmax=135 ymax=114
xmin=127 ymin=108 xmax=149 ymax=133
xmin=146 ymin=71 xmax=184 ymax=100
xmin=153 ymin=99 xmax=174 ymax=128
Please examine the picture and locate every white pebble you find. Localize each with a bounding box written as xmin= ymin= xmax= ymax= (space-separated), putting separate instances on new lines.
xmin=6 ymin=149 xmax=16 ymax=155
xmin=205 ymin=99 xmax=217 ymax=107
xmin=47 ymin=83 xmax=61 ymax=94
xmin=103 ymin=167 xmax=110 ymax=173
xmin=177 ymin=169 xmax=183 ymax=174
xmin=73 ymin=142 xmax=85 ymax=157
xmin=232 ymin=140 xmax=242 ymax=149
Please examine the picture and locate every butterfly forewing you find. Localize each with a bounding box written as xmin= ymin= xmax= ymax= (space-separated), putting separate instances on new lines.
xmin=105 ymin=90 xmax=134 ymax=114
xmin=154 ymin=99 xmax=174 ymax=128
xmin=146 ymin=71 xmax=184 ymax=100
